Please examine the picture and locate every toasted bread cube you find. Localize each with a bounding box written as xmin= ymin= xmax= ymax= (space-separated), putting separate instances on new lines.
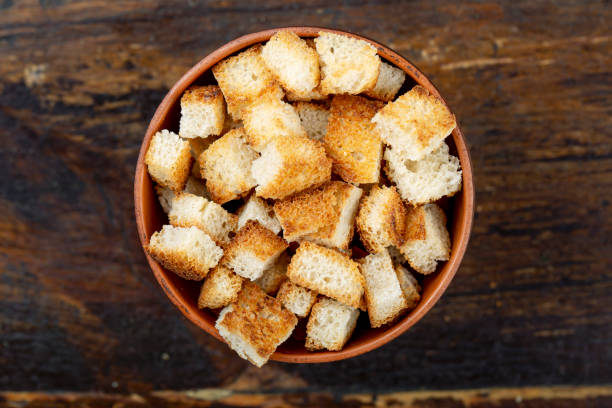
xmin=179 ymin=85 xmax=225 ymax=139
xmin=200 ymin=128 xmax=258 ymax=204
xmin=168 ymin=192 xmax=237 ymax=245
xmin=198 ymin=265 xmax=244 ymax=309
xmin=361 ymin=249 xmax=408 ymax=328
xmin=305 ymin=182 xmax=363 ymax=250
xmin=146 ymin=225 xmax=222 ymax=281
xmin=145 ymin=129 xmax=192 ymax=191
xmin=155 ymin=178 xmax=209 ymax=214
xmin=261 ymin=30 xmax=320 ymax=99
xmin=315 ymin=32 xmax=380 ymax=95
xmin=237 ymin=195 xmax=281 ymax=234
xmin=277 ymin=280 xmax=318 ymax=318
xmin=373 ymin=85 xmax=456 ymax=160
xmin=399 ymin=204 xmax=451 ymax=275
xmin=363 ymin=61 xmax=406 ymax=102
xmin=305 ymin=297 xmax=359 ymax=351
xmin=287 ymin=242 xmax=364 ymax=308
xmin=324 ymin=95 xmax=384 ymax=184
xmin=216 ymin=282 xmax=297 ymax=367
xmin=255 ymin=251 xmax=290 ymax=295
xmin=356 ymin=185 xmax=407 ymax=253
xmin=295 ymin=102 xmax=329 ymax=141
xmin=273 ymin=183 xmax=339 ymax=242
xmin=222 ymin=221 xmax=289 ymax=281
xmin=252 ymin=136 xmax=331 ymax=199
xmin=273 ymin=181 xmax=361 ymax=249
xmin=212 ymin=45 xmax=283 ymax=119
xmin=395 ymin=265 xmax=421 ymax=309
xmin=243 ymin=96 xmax=307 ymax=151
xmin=384 ymin=142 xmax=462 ymax=205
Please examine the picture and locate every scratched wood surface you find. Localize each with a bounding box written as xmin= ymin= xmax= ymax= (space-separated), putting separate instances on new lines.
xmin=0 ymin=0 xmax=611 ymax=405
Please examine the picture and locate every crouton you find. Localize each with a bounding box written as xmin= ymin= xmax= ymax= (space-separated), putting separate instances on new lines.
xmin=179 ymin=85 xmax=225 ymax=139
xmin=361 ymin=250 xmax=408 ymax=328
xmin=372 ymin=85 xmax=456 ymax=160
xmin=305 ymin=297 xmax=360 ymax=351
xmin=363 ymin=61 xmax=406 ymax=102
xmin=294 ymin=102 xmax=329 ymax=141
xmin=146 ymin=225 xmax=223 ymax=281
xmin=399 ymin=204 xmax=451 ymax=275
xmin=216 ymin=282 xmax=297 ymax=367
xmin=305 ymin=182 xmax=363 ymax=250
xmin=261 ymin=30 xmax=320 ymax=99
xmin=145 ymin=129 xmax=192 ymax=191
xmin=395 ymin=265 xmax=421 ymax=309
xmin=242 ymin=95 xmax=307 ymax=151
xmin=222 ymin=221 xmax=289 ymax=281
xmin=287 ymin=242 xmax=364 ymax=308
xmin=155 ymin=177 xmax=209 ymax=214
xmin=198 ymin=265 xmax=244 ymax=309
xmin=251 ymin=136 xmax=331 ymax=199
xmin=356 ymin=185 xmax=407 ymax=253
xmin=212 ymin=45 xmax=283 ymax=119
xmin=315 ymin=32 xmax=380 ymax=95
xmin=200 ymin=128 xmax=258 ymax=204
xmin=237 ymin=195 xmax=281 ymax=234
xmin=324 ymin=95 xmax=384 ymax=184
xmin=277 ymin=280 xmax=318 ymax=318
xmin=384 ymin=142 xmax=462 ymax=205
xmin=255 ymin=251 xmax=290 ymax=295
xmin=168 ymin=192 xmax=237 ymax=245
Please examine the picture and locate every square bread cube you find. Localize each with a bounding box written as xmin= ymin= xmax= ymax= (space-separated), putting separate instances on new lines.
xmin=399 ymin=204 xmax=451 ymax=275
xmin=179 ymin=85 xmax=225 ymax=139
xmin=372 ymin=85 xmax=456 ymax=161
xmin=361 ymin=249 xmax=408 ymax=328
xmin=395 ymin=265 xmax=421 ymax=310
xmin=384 ymin=142 xmax=462 ymax=205
xmin=255 ymin=251 xmax=290 ymax=295
xmin=363 ymin=61 xmax=406 ymax=102
xmin=198 ymin=265 xmax=244 ymax=309
xmin=273 ymin=183 xmax=339 ymax=242
xmin=305 ymin=297 xmax=360 ymax=351
xmin=294 ymin=102 xmax=329 ymax=141
xmin=261 ymin=30 xmax=320 ymax=99
xmin=145 ymin=129 xmax=192 ymax=191
xmin=314 ymin=32 xmax=380 ymax=95
xmin=243 ymin=95 xmax=307 ymax=151
xmin=305 ymin=182 xmax=363 ymax=250
xmin=168 ymin=192 xmax=237 ymax=245
xmin=222 ymin=220 xmax=289 ymax=281
xmin=287 ymin=242 xmax=364 ymax=308
xmin=155 ymin=177 xmax=209 ymax=214
xmin=324 ymin=95 xmax=384 ymax=184
xmin=277 ymin=280 xmax=318 ymax=318
xmin=200 ymin=128 xmax=258 ymax=204
xmin=356 ymin=185 xmax=407 ymax=253
xmin=237 ymin=195 xmax=281 ymax=234
xmin=212 ymin=45 xmax=283 ymax=119
xmin=216 ymin=282 xmax=297 ymax=367
xmin=251 ymin=136 xmax=331 ymax=199
xmin=146 ymin=225 xmax=223 ymax=281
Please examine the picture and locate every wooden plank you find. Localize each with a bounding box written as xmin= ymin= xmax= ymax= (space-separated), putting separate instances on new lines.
xmin=0 ymin=0 xmax=611 ymax=392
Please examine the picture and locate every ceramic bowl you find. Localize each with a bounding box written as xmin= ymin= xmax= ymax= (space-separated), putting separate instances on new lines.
xmin=134 ymin=27 xmax=474 ymax=363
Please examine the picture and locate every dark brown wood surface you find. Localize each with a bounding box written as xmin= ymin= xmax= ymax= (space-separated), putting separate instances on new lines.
xmin=1 ymin=0 xmax=611 ymax=406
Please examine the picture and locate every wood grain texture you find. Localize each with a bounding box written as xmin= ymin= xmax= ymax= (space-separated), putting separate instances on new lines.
xmin=0 ymin=0 xmax=611 ymax=398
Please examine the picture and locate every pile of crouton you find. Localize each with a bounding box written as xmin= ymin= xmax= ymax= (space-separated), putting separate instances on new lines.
xmin=144 ymin=30 xmax=462 ymax=367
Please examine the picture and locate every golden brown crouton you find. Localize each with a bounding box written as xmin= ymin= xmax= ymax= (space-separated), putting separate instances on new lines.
xmin=198 ymin=265 xmax=244 ymax=309
xmin=179 ymin=85 xmax=225 ymax=139
xmin=145 ymin=129 xmax=192 ymax=191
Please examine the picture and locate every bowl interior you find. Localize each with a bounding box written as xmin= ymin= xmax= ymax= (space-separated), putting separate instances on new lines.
xmin=134 ymin=27 xmax=474 ymax=363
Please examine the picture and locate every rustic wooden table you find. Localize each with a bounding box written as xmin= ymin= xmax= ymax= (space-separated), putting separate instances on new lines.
xmin=1 ymin=1 xmax=611 ymax=407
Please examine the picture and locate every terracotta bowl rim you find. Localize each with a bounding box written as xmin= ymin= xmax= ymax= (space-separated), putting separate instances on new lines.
xmin=134 ymin=26 xmax=475 ymax=364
